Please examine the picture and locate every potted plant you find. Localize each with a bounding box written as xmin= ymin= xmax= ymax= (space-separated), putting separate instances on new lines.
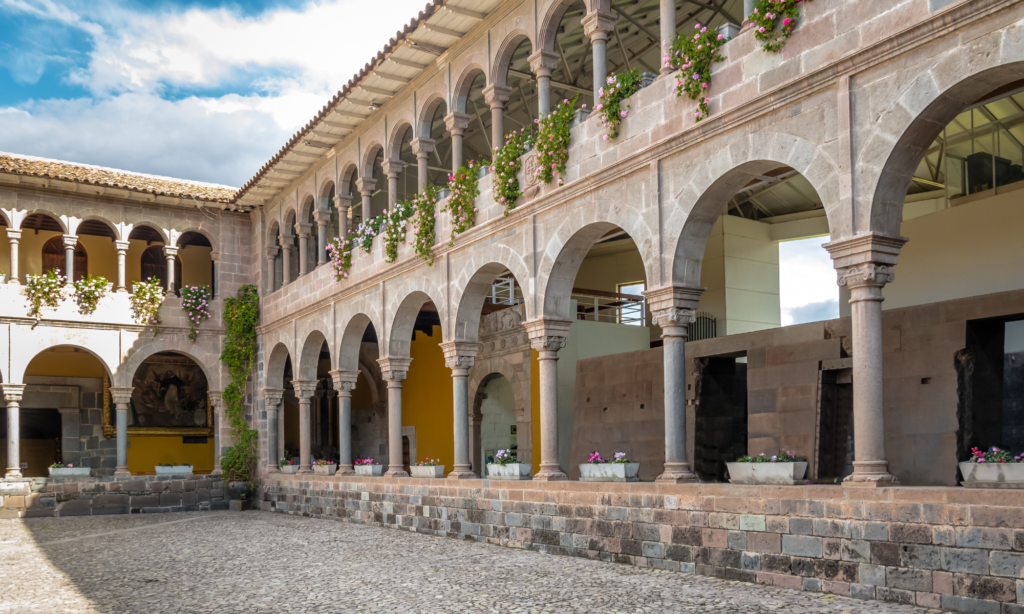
xmin=48 ymin=462 xmax=90 ymax=477
xmin=354 ymin=458 xmax=382 ymax=477
xmin=487 ymin=449 xmax=531 ymax=480
xmin=155 ymin=463 xmax=193 ymax=476
xmin=579 ymin=452 xmax=640 ymax=482
xmin=726 ymin=451 xmax=808 ymax=485
xmin=410 ymin=457 xmax=444 ymax=478
xmin=312 ymin=459 xmax=337 ymax=476
xmin=278 ymin=458 xmax=298 ymax=475
xmin=960 ymin=447 xmax=1024 ymax=488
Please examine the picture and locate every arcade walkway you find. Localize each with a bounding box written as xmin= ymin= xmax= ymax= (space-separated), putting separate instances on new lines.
xmin=0 ymin=511 xmax=939 ymax=613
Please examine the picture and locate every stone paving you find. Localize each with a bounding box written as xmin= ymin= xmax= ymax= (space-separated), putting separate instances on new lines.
xmin=1 ymin=511 xmax=948 ymax=613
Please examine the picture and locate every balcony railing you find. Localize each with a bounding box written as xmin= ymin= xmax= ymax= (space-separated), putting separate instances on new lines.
xmin=571 ymin=287 xmax=645 ymax=326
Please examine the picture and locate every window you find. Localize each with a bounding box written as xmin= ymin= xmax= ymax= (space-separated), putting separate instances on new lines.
xmin=616 ymin=281 xmax=646 ymax=326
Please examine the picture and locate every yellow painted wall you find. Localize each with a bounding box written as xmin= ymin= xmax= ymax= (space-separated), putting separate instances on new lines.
xmin=127 ymin=436 xmax=214 ymax=475
xmin=403 ymin=326 xmax=453 ymax=472
xmin=25 ymin=348 xmax=108 ymax=378
xmin=179 ymin=244 xmax=213 ymax=288
xmin=531 ymin=349 xmax=541 ymax=470
xmin=19 ymin=229 xmax=60 ymax=277
xmin=12 ymin=229 xmax=118 ymax=281
xmin=0 ymin=227 xmax=9 ymax=276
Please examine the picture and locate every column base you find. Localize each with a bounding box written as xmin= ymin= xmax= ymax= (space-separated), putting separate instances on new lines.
xmin=7 ymin=279 xmax=19 ymax=286
xmin=337 ymin=465 xmax=355 ymax=476
xmin=533 ymin=465 xmax=568 ymax=481
xmin=655 ymin=464 xmax=699 ymax=484
xmin=114 ymin=287 xmax=127 ymax=293
xmin=113 ymin=467 xmax=131 ymax=477
xmin=843 ymin=461 xmax=899 ymax=487
xmin=383 ymin=469 xmax=409 ymax=478
xmin=210 ymin=468 xmax=223 ymax=476
xmin=447 ymin=468 xmax=477 ymax=480
xmin=297 ymin=467 xmax=313 ymax=475
xmin=5 ymin=468 xmax=22 ymax=479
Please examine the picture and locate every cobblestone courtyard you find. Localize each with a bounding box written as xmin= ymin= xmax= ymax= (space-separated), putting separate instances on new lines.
xmin=1 ymin=511 xmax=945 ymax=613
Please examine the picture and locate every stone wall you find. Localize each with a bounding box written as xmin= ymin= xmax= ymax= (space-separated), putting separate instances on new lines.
xmin=263 ymin=475 xmax=1024 ymax=614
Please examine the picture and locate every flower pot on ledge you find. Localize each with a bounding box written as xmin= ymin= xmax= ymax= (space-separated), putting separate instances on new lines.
xmin=155 ymin=465 xmax=193 ymax=476
xmin=355 ymin=465 xmax=383 ymax=477
xmin=960 ymin=461 xmax=1024 ymax=488
xmin=487 ymin=463 xmax=531 ymax=480
xmin=579 ymin=463 xmax=640 ymax=482
xmin=48 ymin=467 xmax=90 ymax=477
xmin=279 ymin=464 xmax=298 ymax=475
xmin=410 ymin=465 xmax=444 ymax=478
xmin=726 ymin=462 xmax=807 ymax=485
xmin=313 ymin=464 xmax=337 ymax=476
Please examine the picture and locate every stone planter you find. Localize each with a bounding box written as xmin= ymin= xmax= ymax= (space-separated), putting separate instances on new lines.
xmin=279 ymin=464 xmax=298 ymax=474
xmin=410 ymin=465 xmax=445 ymax=478
xmin=487 ymin=463 xmax=531 ymax=480
xmin=579 ymin=463 xmax=640 ymax=482
xmin=960 ymin=461 xmax=1024 ymax=488
xmin=355 ymin=464 xmax=383 ymax=477
xmin=48 ymin=467 xmax=90 ymax=477
xmin=313 ymin=464 xmax=337 ymax=476
xmin=227 ymin=481 xmax=253 ymax=501
xmin=155 ymin=465 xmax=193 ymax=476
xmin=726 ymin=462 xmax=808 ymax=485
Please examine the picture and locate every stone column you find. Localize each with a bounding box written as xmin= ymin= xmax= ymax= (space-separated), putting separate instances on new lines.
xmin=162 ymin=245 xmax=178 ymax=296
xmin=265 ymin=246 xmax=279 ymax=293
xmin=524 ymin=319 xmax=572 ymax=481
xmin=378 ymin=357 xmax=412 ymax=477
xmin=209 ymin=251 xmax=221 ymax=300
xmin=645 ymin=285 xmax=704 ymax=483
xmin=208 ymin=391 xmax=223 ymax=476
xmin=441 ymin=341 xmax=480 ymax=479
xmin=293 ymin=380 xmax=317 ymax=474
xmin=444 ymin=113 xmax=471 ymax=172
xmin=6 ymin=229 xmax=20 ymax=285
xmin=825 ymin=233 xmax=907 ymax=487
xmin=660 ymin=0 xmax=676 ymax=74
xmin=264 ymin=389 xmax=284 ymax=472
xmin=529 ymin=51 xmax=558 ymax=117
xmin=743 ymin=0 xmax=754 ymax=25
xmin=3 ymin=384 xmax=25 ymax=478
xmin=382 ymin=159 xmax=404 ymax=209
xmin=278 ymin=234 xmax=294 ymax=285
xmin=295 ymin=222 xmax=312 ymax=276
xmin=312 ymin=209 xmax=330 ymax=267
xmin=62 ymin=235 xmax=78 ymax=283
xmin=114 ymin=240 xmax=129 ymax=292
xmin=411 ymin=139 xmax=435 ymax=193
xmin=109 ymin=387 xmax=133 ymax=477
xmin=582 ymin=12 xmax=617 ymax=108
xmin=483 ymin=85 xmax=512 ymax=149
xmin=330 ymin=370 xmax=358 ymax=475
xmin=355 ymin=178 xmax=376 ymax=222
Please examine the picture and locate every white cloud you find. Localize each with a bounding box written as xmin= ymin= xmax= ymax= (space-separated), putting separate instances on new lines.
xmin=779 ymin=235 xmax=839 ymax=325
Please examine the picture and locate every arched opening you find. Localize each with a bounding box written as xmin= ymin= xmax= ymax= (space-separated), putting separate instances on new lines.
xmin=267 ymin=223 xmax=283 ymax=292
xmin=282 ymin=210 xmax=298 ymax=283
xmin=20 ymin=213 xmax=117 ymax=283
xmin=322 ymin=183 xmax=338 ymax=262
xmin=394 ymin=126 xmax=417 ymax=204
xmin=42 ymin=236 xmax=87 ymax=281
xmin=546 ymin=0 xmax=591 ymax=116
xmin=455 ymin=69 xmax=493 ymax=165
xmin=175 ymin=231 xmax=213 ymax=289
xmin=474 ymin=373 xmax=517 ymax=472
xmin=127 ymin=351 xmax=214 ymax=474
xmin=501 ymin=37 xmax=536 ymax=130
xmin=338 ymin=316 xmax=387 ymax=469
xmin=297 ymin=200 xmax=316 ymax=275
xmin=423 ymin=100 xmax=453 ymax=191
xmin=140 ymin=245 xmax=181 ymax=293
xmin=127 ymin=225 xmax=173 ymax=292
xmin=367 ymin=146 xmax=387 ymax=219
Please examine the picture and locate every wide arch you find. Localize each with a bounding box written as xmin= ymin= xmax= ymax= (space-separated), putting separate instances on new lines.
xmin=864 ymin=57 xmax=1024 ymax=238
xmin=20 ymin=210 xmax=69 ymax=234
xmin=126 ymin=222 xmax=169 ymax=244
xmin=76 ymin=214 xmax=121 ymax=240
xmin=266 ymin=342 xmax=292 ymax=390
xmin=337 ymin=313 xmax=377 ymax=373
xmin=21 ymin=344 xmax=113 ymax=383
xmin=174 ymin=227 xmax=218 ymax=253
xmin=537 ymin=0 xmax=581 ymax=54
xmin=297 ymin=193 xmax=316 ymax=223
xmin=387 ymin=290 xmax=444 ymax=358
xmin=121 ymin=340 xmax=219 ymax=391
xmin=296 ymin=329 xmax=329 ymax=381
xmin=491 ymin=29 xmax=533 ymax=88
xmin=451 ymin=261 xmax=529 ymax=342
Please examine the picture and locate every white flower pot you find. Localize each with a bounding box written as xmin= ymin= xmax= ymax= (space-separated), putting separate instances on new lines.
xmin=727 ymin=461 xmax=807 ymax=485
xmin=960 ymin=461 xmax=1024 ymax=488
xmin=579 ymin=463 xmax=640 ymax=482
xmin=355 ymin=464 xmax=383 ymax=477
xmin=279 ymin=465 xmax=298 ymax=474
xmin=48 ymin=467 xmax=90 ymax=477
xmin=487 ymin=463 xmax=531 ymax=480
xmin=410 ymin=465 xmax=445 ymax=478
xmin=313 ymin=464 xmax=337 ymax=476
xmin=155 ymin=465 xmax=193 ymax=476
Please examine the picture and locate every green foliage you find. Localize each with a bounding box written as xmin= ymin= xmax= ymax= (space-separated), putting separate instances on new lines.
xmin=665 ymin=23 xmax=727 ymax=122
xmin=26 ymin=269 xmax=67 ymax=320
xmin=597 ymin=69 xmax=644 ymax=139
xmin=409 ymin=184 xmax=439 ymax=265
xmin=326 ymin=235 xmax=354 ymax=281
xmin=749 ymin=0 xmax=814 ymax=53
xmin=130 ymin=277 xmax=164 ymax=335
xmin=492 ymin=128 xmax=534 ymax=215
xmin=444 ymin=161 xmax=480 ymax=246
xmin=382 ymin=201 xmax=414 ymax=263
xmin=180 ymin=285 xmax=213 ymax=341
xmin=219 ymin=284 xmax=260 ymax=484
xmin=534 ymin=95 xmax=578 ymax=185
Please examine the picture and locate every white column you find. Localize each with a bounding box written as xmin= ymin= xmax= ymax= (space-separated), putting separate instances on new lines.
xmin=355 ymin=178 xmax=376 ymax=221
xmin=312 ymin=209 xmax=330 ymax=267
xmin=524 ymin=319 xmax=572 ymax=481
xmin=582 ymin=12 xmax=617 ymax=108
xmin=264 ymin=389 xmax=284 ymax=473
xmin=114 ymin=240 xmax=129 ymax=292
xmin=378 ymin=358 xmax=411 ymax=477
xmin=7 ymin=229 xmax=21 ymax=285
xmin=441 ymin=342 xmax=480 ymax=479
xmin=444 ymin=113 xmax=471 ymax=172
xmin=278 ymin=234 xmax=294 ymax=285
xmin=208 ymin=391 xmax=223 ymax=476
xmin=295 ymin=222 xmax=312 ymax=276
xmin=162 ymin=245 xmax=178 ymax=296
xmin=110 ymin=387 xmax=133 ymax=477
xmin=483 ymin=85 xmax=511 ymax=149
xmin=826 ymin=234 xmax=907 ymax=487
xmin=62 ymin=235 xmax=78 ymax=284
xmin=411 ymin=139 xmax=435 ymax=193
xmin=4 ymin=384 xmax=25 ymax=478
xmin=660 ymin=0 xmax=676 ymax=74
xmin=265 ymin=246 xmax=279 ymax=293
xmin=333 ymin=194 xmax=352 ymax=239
xmin=293 ymin=380 xmax=317 ymax=474
xmin=529 ymin=51 xmax=558 ymax=118
xmin=382 ymin=160 xmax=403 ymax=209
xmin=330 ymin=370 xmax=358 ymax=475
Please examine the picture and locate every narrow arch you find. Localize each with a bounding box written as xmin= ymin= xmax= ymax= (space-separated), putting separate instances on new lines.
xmin=337 ymin=313 xmax=377 ymax=373
xmin=491 ymin=30 xmax=533 ymax=88
xmin=538 ymin=0 xmax=582 ymax=55
xmin=360 ymin=142 xmax=384 ymax=181
xmin=41 ymin=236 xmax=87 ymax=281
xmin=418 ymin=95 xmax=448 ymax=139
xmin=452 ymin=262 xmax=527 ymax=342
xmin=453 ymin=65 xmax=487 ymax=114
xmin=297 ymin=194 xmax=316 ymax=225
xmin=266 ymin=342 xmax=292 ymax=390
xmin=388 ymin=291 xmax=444 ymax=358
xmin=297 ymin=330 xmax=330 ymax=381
xmin=387 ymin=121 xmax=414 ymax=163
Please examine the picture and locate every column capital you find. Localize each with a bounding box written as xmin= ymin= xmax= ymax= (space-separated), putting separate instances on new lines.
xmin=381 ymin=159 xmax=404 ymax=179
xmin=162 ymin=244 xmax=179 ymax=258
xmin=332 ymin=194 xmax=354 ymax=209
xmin=294 ymin=222 xmax=313 ymax=238
xmin=292 ymin=380 xmax=318 ymax=399
xmin=109 ymin=386 xmax=134 ymax=406
xmin=265 ymin=246 xmax=280 ymax=260
xmin=440 ymin=341 xmax=481 ymax=371
xmin=62 ymin=234 xmax=79 ymax=250
xmin=2 ymin=383 xmax=25 ymax=403
xmin=523 ymin=318 xmax=572 ymax=353
xmin=209 ymin=251 xmax=222 ymax=264
xmin=825 ymin=233 xmax=907 ymax=291
xmin=277 ymin=233 xmax=295 ymax=248
xmin=114 ymin=240 xmax=130 ymax=252
xmin=444 ymin=112 xmax=471 ymax=136
xmin=644 ymin=285 xmax=704 ymax=335
xmin=354 ymin=177 xmax=377 ymax=196
xmin=528 ymin=50 xmax=559 ymax=78
xmin=328 ymin=369 xmax=359 ymax=392
xmin=263 ymin=387 xmax=285 ymax=407
xmin=483 ymin=84 xmax=512 ymax=108
xmin=6 ymin=229 xmax=21 ymax=242
xmin=581 ymin=11 xmax=617 ymax=42
xmin=411 ymin=138 xmax=435 ymax=156
xmin=207 ymin=391 xmax=223 ymax=410
xmin=377 ymin=357 xmax=413 ymax=382
xmin=312 ymin=209 xmax=331 ymax=225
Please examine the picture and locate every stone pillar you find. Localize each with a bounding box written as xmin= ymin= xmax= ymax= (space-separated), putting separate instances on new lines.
xmin=743 ymin=0 xmax=755 ymax=25
xmin=6 ymin=229 xmax=20 ymax=285
xmin=411 ymin=139 xmax=435 ymax=193
xmin=312 ymin=209 xmax=330 ymax=267
xmin=208 ymin=391 xmax=223 ymax=476
xmin=444 ymin=113 xmax=471 ymax=172
xmin=378 ymin=357 xmax=412 ymax=477
xmin=825 ymin=233 xmax=907 ymax=487
xmin=382 ymin=159 xmax=403 ymax=209
xmin=265 ymin=246 xmax=279 ymax=293
xmin=529 ymin=51 xmax=558 ymax=117
xmin=3 ymin=384 xmax=25 ymax=478
xmin=57 ymin=407 xmax=81 ymax=468
xmin=278 ymin=234 xmax=294 ymax=285
xmin=582 ymin=12 xmax=616 ymax=108
xmin=524 ymin=319 xmax=572 ymax=481
xmin=483 ymin=85 xmax=512 ymax=149
xmin=355 ymin=178 xmax=376 ymax=221
xmin=114 ymin=240 xmax=129 ymax=293
xmin=109 ymin=387 xmax=133 ymax=477
xmin=333 ymin=194 xmax=352 ymax=239
xmin=441 ymin=341 xmax=480 ymax=479
xmin=162 ymin=245 xmax=178 ymax=296
xmin=295 ymin=222 xmax=312 ymax=276
xmin=660 ymin=0 xmax=676 ymax=74
xmin=209 ymin=251 xmax=221 ymax=300
xmin=62 ymin=235 xmax=78 ymax=284
xmin=264 ymin=389 xmax=284 ymax=472
xmin=293 ymin=380 xmax=317 ymax=474
xmin=330 ymin=370 xmax=358 ymax=475
xmin=645 ymin=286 xmax=704 ymax=483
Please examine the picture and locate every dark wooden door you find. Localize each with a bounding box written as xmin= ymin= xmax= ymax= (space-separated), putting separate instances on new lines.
xmin=402 ymin=436 xmax=410 ymax=474
xmin=42 ymin=237 xmax=87 ymax=281
xmin=141 ymin=246 xmax=181 ymax=292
